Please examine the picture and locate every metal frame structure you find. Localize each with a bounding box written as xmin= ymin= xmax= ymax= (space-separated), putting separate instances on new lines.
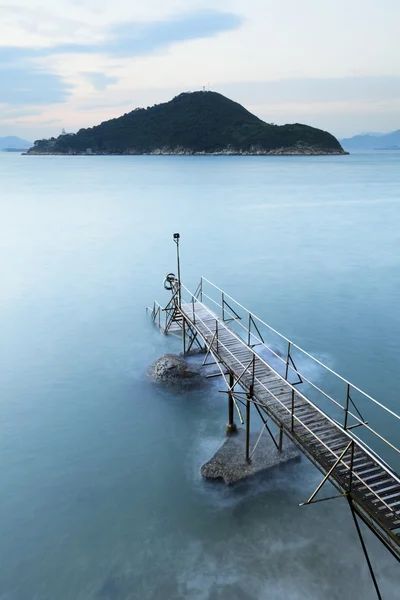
xmin=149 ymin=276 xmax=399 ymax=462
xmin=193 ymin=277 xmax=398 ymax=456
xmin=146 ymin=236 xmax=400 ymax=598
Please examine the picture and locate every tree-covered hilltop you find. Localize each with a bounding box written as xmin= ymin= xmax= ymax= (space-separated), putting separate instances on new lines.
xmin=29 ymin=91 xmax=346 ymax=155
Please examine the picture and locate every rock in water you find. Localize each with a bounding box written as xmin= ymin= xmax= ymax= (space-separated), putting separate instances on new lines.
xmin=148 ymin=354 xmax=202 ymax=388
xmin=201 ymin=429 xmax=301 ymax=484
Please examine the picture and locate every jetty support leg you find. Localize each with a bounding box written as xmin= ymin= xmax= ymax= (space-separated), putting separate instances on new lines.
xmin=226 ymin=372 xmax=238 ymax=434
xmin=278 ymin=425 xmax=284 ymax=452
xmin=246 ymin=396 xmax=251 ymax=461
xmin=347 ymin=497 xmax=382 ymax=600
xmin=182 ymin=318 xmax=186 ymax=355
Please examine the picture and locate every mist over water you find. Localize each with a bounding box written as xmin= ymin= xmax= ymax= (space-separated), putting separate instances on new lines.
xmin=1 ymin=152 xmax=400 ymax=599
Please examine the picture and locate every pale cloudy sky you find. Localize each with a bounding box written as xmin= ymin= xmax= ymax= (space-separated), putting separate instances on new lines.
xmin=1 ymin=0 xmax=400 ymax=141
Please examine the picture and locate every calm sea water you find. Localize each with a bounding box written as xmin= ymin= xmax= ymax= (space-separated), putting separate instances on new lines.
xmin=1 ymin=151 xmax=400 ymax=599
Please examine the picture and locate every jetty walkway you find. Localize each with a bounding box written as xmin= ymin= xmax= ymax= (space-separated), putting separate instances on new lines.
xmin=149 ymin=273 xmax=400 ymax=573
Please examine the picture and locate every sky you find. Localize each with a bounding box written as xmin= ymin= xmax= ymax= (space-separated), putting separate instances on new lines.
xmin=1 ymin=0 xmax=400 ymax=141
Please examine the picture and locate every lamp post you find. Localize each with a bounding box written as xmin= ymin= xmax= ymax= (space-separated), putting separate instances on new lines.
xmin=173 ymin=233 xmax=181 ymax=308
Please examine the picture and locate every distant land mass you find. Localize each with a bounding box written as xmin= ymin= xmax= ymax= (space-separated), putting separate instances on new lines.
xmin=27 ymin=91 xmax=346 ymax=156
xmin=0 ymin=136 xmax=32 ymax=150
xmin=341 ymin=129 xmax=400 ymax=151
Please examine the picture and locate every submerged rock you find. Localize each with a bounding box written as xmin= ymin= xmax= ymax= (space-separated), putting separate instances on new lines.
xmin=148 ymin=353 xmax=203 ymax=388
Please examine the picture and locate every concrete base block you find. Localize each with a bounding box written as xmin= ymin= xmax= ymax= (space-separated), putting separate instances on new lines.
xmin=201 ymin=428 xmax=301 ymax=485
xmin=225 ymin=422 xmax=238 ymax=434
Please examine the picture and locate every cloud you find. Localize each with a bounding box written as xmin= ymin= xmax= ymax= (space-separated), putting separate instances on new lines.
xmin=0 ymin=64 xmax=72 ymax=105
xmin=0 ymin=105 xmax=44 ymax=118
xmin=77 ymin=100 xmax=132 ymax=111
xmin=0 ymin=10 xmax=243 ymax=60
xmin=102 ymin=11 xmax=243 ymax=57
xmin=38 ymin=118 xmax=62 ymax=125
xmin=219 ymin=76 xmax=400 ymax=105
xmin=0 ymin=5 xmax=86 ymax=38
xmin=83 ymin=72 xmax=119 ymax=91
xmin=0 ymin=8 xmax=242 ymax=116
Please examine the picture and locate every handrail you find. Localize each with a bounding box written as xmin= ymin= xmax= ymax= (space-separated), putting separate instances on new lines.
xmin=178 ymin=281 xmax=400 ymax=482
xmin=149 ymin=277 xmax=400 ymax=494
xmin=146 ymin=301 xmax=163 ymax=329
xmin=177 ymin=285 xmax=400 ymax=516
xmin=200 ymin=277 xmax=400 ymax=423
xmin=201 ymin=289 xmax=362 ymax=416
xmin=199 ymin=282 xmax=400 ymax=460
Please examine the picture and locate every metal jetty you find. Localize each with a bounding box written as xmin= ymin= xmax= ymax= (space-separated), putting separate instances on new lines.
xmin=148 ymin=234 xmax=400 ymax=598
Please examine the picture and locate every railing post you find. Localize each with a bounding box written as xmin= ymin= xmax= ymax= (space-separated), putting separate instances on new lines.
xmin=200 ymin=277 xmax=203 ymax=302
xmin=222 ymin=292 xmax=225 ymax=321
xmin=344 ymin=384 xmax=350 ymax=430
xmin=192 ymin=295 xmax=195 ymax=324
xmin=285 ymin=341 xmax=291 ymax=380
xmin=216 ymin=319 xmax=219 ymax=352
xmin=248 ymin=313 xmax=252 ymax=346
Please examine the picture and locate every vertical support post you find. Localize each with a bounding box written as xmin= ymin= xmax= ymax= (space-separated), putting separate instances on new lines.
xmin=222 ymin=292 xmax=225 ymax=321
xmin=278 ymin=425 xmax=284 ymax=452
xmin=347 ymin=497 xmax=383 ymax=600
xmin=200 ymin=277 xmax=203 ymax=302
xmin=192 ymin=295 xmax=195 ymax=323
xmin=344 ymin=383 xmax=350 ymax=430
xmin=182 ymin=318 xmax=186 ymax=355
xmin=226 ymin=372 xmax=237 ymax=434
xmin=246 ymin=359 xmax=254 ymax=461
xmin=291 ymin=388 xmax=295 ymax=432
xmin=246 ymin=395 xmax=251 ymax=461
xmin=216 ymin=319 xmax=219 ymax=352
xmin=173 ymin=233 xmax=181 ymax=309
xmin=285 ymin=342 xmax=291 ymax=380
xmin=349 ymin=440 xmax=355 ymax=493
xmin=248 ymin=313 xmax=252 ymax=346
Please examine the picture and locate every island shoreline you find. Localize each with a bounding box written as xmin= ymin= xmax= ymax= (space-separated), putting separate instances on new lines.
xmin=24 ymin=149 xmax=349 ymax=156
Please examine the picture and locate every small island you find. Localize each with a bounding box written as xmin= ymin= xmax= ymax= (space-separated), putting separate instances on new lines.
xmin=27 ymin=91 xmax=347 ymax=156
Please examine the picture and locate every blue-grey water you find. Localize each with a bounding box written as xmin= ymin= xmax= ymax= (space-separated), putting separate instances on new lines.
xmin=1 ymin=152 xmax=400 ymax=599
